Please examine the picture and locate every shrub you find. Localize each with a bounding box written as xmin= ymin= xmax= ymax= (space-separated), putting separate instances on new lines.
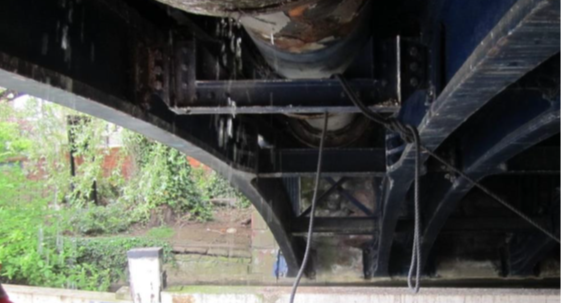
xmin=121 ymin=133 xmax=213 ymax=222
xmin=67 ymin=236 xmax=173 ymax=290
xmin=67 ymin=203 xmax=136 ymax=236
xmin=0 ymin=166 xmax=172 ymax=291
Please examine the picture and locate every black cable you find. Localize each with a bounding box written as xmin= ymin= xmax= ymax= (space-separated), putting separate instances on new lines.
xmin=336 ymin=74 xmax=561 ymax=288
xmin=336 ymin=75 xmax=414 ymax=143
xmin=289 ymin=112 xmax=328 ymax=303
xmin=336 ymin=74 xmax=422 ymax=292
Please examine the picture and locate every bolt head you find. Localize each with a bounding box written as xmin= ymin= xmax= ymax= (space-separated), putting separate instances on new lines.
xmin=410 ymin=77 xmax=419 ymax=87
xmin=409 ymin=47 xmax=419 ymax=57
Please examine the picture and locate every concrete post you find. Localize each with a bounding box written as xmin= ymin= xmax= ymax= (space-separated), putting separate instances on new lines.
xmin=127 ymin=247 xmax=164 ymax=303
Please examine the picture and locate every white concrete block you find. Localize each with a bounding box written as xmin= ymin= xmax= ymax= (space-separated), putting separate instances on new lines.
xmin=127 ymin=247 xmax=164 ymax=303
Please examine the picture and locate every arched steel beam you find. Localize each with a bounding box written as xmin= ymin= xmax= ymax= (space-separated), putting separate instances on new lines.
xmin=419 ymin=90 xmax=560 ymax=273
xmin=0 ymin=52 xmax=305 ymax=276
xmin=0 ymin=0 xmax=304 ymax=276
xmin=372 ymin=0 xmax=560 ymax=276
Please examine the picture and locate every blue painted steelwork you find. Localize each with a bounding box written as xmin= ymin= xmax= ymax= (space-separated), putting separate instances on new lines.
xmin=373 ymin=0 xmax=560 ymax=276
xmin=420 ymin=91 xmax=560 ymax=271
xmin=441 ymin=0 xmax=518 ymax=81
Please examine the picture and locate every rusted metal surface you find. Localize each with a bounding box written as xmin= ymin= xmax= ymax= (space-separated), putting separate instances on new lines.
xmin=240 ymin=0 xmax=366 ymax=54
xmin=240 ymin=0 xmax=371 ymax=78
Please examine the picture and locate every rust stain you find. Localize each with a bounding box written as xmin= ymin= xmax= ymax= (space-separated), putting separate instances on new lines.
xmin=288 ymin=4 xmax=310 ymax=17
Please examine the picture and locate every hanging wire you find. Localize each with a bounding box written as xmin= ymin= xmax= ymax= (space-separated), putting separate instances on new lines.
xmin=335 ymin=74 xmax=560 ymax=294
xmin=406 ymin=124 xmax=421 ymax=293
xmin=289 ymin=112 xmax=329 ymax=303
xmin=336 ymin=75 xmax=422 ymax=292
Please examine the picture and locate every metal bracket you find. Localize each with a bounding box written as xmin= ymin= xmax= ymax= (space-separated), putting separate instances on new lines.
xmin=400 ymin=38 xmax=428 ymax=102
xmin=148 ymin=40 xmax=197 ymax=110
xmin=375 ymin=37 xmax=428 ymax=106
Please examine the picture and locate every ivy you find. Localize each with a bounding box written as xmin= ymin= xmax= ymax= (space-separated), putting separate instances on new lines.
xmin=120 ymin=132 xmax=213 ymax=221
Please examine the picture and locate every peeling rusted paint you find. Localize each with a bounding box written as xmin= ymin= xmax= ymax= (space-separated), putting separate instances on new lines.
xmin=154 ymin=0 xmax=367 ymax=54
xmin=240 ymin=0 xmax=367 ymax=54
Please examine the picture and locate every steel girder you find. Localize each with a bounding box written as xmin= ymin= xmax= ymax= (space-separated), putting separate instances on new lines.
xmin=257 ymin=148 xmax=386 ymax=178
xmin=170 ymin=79 xmax=398 ymax=115
xmin=372 ymin=0 xmax=560 ymax=276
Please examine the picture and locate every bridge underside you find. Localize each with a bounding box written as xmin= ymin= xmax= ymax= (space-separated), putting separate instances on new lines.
xmin=0 ymin=0 xmax=559 ymax=285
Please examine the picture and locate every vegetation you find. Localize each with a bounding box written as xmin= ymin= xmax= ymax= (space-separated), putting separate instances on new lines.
xmin=0 ymin=91 xmax=250 ymax=291
xmin=120 ymin=133 xmax=213 ymax=222
xmin=194 ymin=168 xmax=252 ymax=208
xmin=147 ymin=226 xmax=175 ymax=239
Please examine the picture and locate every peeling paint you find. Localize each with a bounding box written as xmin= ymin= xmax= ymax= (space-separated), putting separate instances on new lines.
xmin=240 ymin=0 xmax=367 ymax=54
